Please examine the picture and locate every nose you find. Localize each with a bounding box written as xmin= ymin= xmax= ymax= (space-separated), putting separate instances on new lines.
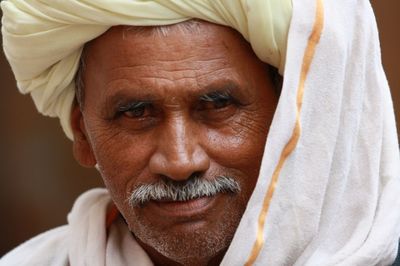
xmin=148 ymin=116 xmax=210 ymax=181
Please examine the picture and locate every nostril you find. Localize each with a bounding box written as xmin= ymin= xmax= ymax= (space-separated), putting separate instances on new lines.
xmin=160 ymin=171 xmax=204 ymax=184
xmin=188 ymin=171 xmax=203 ymax=180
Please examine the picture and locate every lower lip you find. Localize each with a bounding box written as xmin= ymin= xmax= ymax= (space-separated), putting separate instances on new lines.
xmin=148 ymin=196 xmax=216 ymax=218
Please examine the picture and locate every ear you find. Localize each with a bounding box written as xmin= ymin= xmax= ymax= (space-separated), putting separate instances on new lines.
xmin=70 ymin=102 xmax=97 ymax=167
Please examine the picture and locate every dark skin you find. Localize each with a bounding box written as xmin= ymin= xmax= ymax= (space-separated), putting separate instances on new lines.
xmin=71 ymin=22 xmax=278 ymax=265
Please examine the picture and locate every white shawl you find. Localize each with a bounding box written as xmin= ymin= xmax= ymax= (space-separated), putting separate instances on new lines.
xmin=1 ymin=0 xmax=400 ymax=265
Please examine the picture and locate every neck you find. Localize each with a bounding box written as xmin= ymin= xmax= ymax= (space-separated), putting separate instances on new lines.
xmin=135 ymin=235 xmax=227 ymax=266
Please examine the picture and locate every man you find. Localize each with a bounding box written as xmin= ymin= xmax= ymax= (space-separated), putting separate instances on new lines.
xmin=1 ymin=0 xmax=400 ymax=265
xmin=71 ymin=21 xmax=279 ymax=266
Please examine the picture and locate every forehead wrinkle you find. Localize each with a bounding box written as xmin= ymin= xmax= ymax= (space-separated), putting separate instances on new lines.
xmin=106 ymin=65 xmax=236 ymax=92
xmin=108 ymin=52 xmax=228 ymax=73
xmin=85 ymin=21 xmax=250 ymax=69
xmin=140 ymin=54 xmax=227 ymax=63
xmin=95 ymin=29 xmax=235 ymax=67
xmin=122 ymin=63 xmax=230 ymax=76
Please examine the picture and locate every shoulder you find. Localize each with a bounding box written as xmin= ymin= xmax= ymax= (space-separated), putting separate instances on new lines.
xmin=0 ymin=225 xmax=69 ymax=266
xmin=0 ymin=188 xmax=110 ymax=266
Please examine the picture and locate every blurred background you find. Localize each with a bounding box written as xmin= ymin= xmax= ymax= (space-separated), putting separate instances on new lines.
xmin=0 ymin=1 xmax=399 ymax=256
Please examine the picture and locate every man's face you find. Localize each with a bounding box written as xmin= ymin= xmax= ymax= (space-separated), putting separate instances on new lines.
xmin=74 ymin=22 xmax=278 ymax=264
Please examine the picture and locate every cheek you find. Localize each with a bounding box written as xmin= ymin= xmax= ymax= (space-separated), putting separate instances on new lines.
xmin=87 ymin=125 xmax=156 ymax=202
xmin=205 ymin=107 xmax=272 ymax=182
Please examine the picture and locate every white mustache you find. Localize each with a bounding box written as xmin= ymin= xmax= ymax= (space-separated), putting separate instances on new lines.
xmin=128 ymin=175 xmax=240 ymax=207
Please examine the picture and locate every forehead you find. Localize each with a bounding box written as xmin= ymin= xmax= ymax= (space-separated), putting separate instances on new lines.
xmin=81 ymin=21 xmax=271 ymax=104
xmin=87 ymin=20 xmax=249 ymax=50
xmin=84 ymin=21 xmax=262 ymax=73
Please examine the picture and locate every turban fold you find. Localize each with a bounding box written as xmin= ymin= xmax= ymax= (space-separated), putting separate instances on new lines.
xmin=1 ymin=0 xmax=292 ymax=139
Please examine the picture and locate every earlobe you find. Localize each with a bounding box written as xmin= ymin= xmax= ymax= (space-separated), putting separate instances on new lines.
xmin=70 ymin=102 xmax=97 ymax=167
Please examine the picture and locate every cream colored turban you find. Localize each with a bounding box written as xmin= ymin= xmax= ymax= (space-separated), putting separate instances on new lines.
xmin=1 ymin=0 xmax=292 ymax=139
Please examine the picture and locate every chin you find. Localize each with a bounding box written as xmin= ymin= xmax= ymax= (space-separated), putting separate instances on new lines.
xmin=126 ymin=194 xmax=246 ymax=264
xmin=133 ymin=217 xmax=235 ymax=264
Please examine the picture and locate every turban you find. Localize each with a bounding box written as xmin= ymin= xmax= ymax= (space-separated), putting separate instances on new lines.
xmin=2 ymin=0 xmax=400 ymax=265
xmin=1 ymin=0 xmax=292 ymax=139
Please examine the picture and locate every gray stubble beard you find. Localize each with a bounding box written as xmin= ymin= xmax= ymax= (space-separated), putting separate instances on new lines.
xmin=127 ymin=175 xmax=244 ymax=265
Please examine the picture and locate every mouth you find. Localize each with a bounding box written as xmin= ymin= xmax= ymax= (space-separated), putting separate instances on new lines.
xmin=147 ymin=195 xmax=217 ymax=218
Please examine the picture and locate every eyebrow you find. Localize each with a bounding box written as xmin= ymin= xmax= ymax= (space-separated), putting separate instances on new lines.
xmin=197 ymin=81 xmax=240 ymax=100
xmin=199 ymin=90 xmax=233 ymax=102
xmin=103 ymin=80 xmax=242 ymax=113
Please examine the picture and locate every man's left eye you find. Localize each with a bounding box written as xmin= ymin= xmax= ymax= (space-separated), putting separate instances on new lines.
xmin=203 ymin=98 xmax=232 ymax=110
xmin=196 ymin=92 xmax=239 ymax=122
xmin=199 ymin=92 xmax=235 ymax=110
xmin=212 ymin=98 xmax=231 ymax=109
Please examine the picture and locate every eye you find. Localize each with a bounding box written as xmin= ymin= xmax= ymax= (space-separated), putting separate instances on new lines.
xmin=195 ymin=91 xmax=239 ymax=122
xmin=212 ymin=97 xmax=231 ymax=109
xmin=117 ymin=102 xmax=151 ymax=118
xmin=124 ymin=105 xmax=145 ymax=118
xmin=199 ymin=91 xmax=234 ymax=110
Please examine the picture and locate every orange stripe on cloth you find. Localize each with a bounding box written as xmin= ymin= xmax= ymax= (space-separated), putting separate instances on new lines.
xmin=244 ymin=0 xmax=325 ymax=265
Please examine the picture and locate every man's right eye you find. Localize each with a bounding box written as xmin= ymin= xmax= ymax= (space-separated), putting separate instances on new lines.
xmin=117 ymin=102 xmax=151 ymax=119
